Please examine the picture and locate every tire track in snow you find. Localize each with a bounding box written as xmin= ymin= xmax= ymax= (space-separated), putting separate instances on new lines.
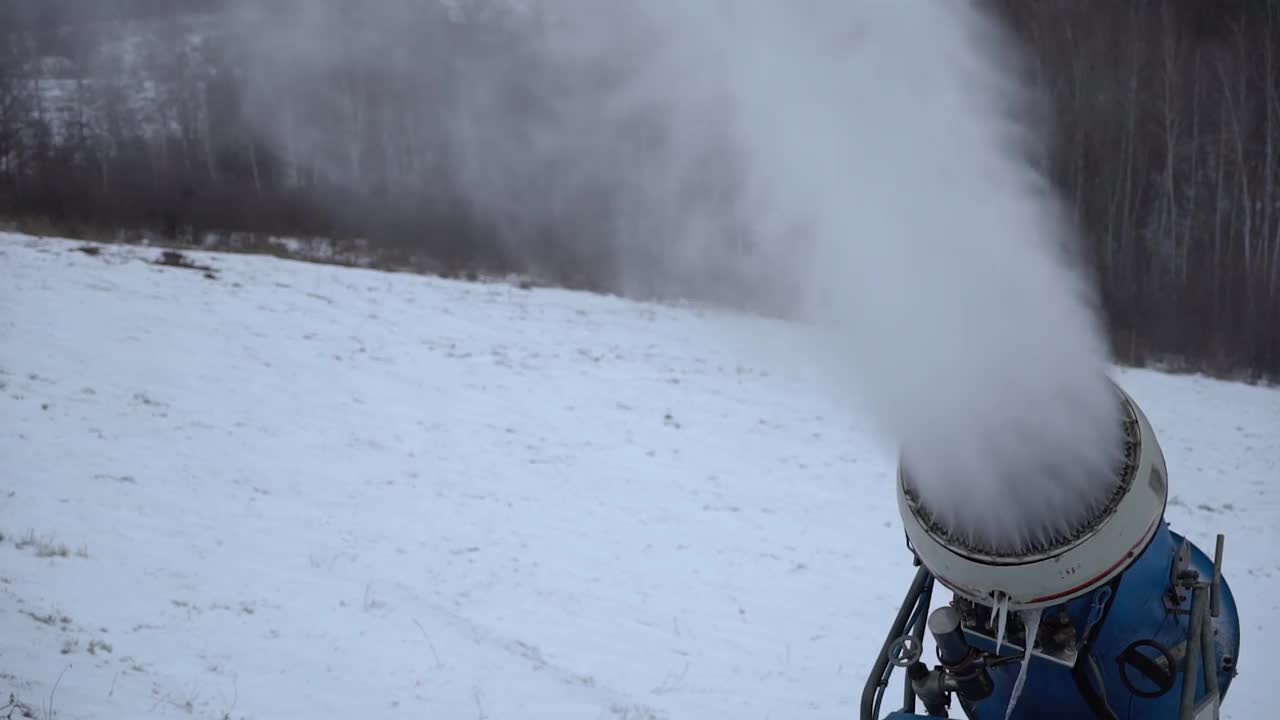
xmin=393 ymin=583 xmax=669 ymax=717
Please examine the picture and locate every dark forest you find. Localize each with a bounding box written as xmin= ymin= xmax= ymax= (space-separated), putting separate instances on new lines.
xmin=2 ymin=0 xmax=1277 ymax=380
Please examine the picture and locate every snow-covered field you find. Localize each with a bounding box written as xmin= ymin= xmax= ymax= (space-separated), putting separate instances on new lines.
xmin=1 ymin=234 xmax=1276 ymax=719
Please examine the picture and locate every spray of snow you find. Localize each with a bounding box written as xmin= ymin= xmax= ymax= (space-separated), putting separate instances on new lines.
xmin=228 ymin=0 xmax=1121 ymax=553
xmin=544 ymin=0 xmax=1121 ymax=553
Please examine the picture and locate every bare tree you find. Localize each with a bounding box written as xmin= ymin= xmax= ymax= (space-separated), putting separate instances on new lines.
xmin=0 ymin=0 xmax=1276 ymax=378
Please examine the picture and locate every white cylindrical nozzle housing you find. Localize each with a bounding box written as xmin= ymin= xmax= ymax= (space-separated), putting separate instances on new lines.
xmin=897 ymin=383 xmax=1168 ymax=610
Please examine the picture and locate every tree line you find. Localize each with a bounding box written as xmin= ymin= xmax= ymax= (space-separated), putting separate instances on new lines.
xmin=997 ymin=0 xmax=1279 ymax=379
xmin=1 ymin=0 xmax=1277 ymax=380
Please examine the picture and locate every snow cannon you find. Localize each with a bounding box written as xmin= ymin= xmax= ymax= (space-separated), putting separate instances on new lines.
xmin=861 ymin=382 xmax=1240 ymax=720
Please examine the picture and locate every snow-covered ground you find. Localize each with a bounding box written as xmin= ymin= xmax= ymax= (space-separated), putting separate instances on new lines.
xmin=1 ymin=234 xmax=1276 ymax=719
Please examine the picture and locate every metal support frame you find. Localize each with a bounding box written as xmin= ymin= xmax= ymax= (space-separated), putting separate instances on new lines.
xmin=861 ymin=566 xmax=935 ymax=720
xmin=904 ymin=572 xmax=933 ymax=713
xmin=1177 ymin=534 xmax=1225 ymax=720
xmin=1178 ymin=586 xmax=1205 ymax=717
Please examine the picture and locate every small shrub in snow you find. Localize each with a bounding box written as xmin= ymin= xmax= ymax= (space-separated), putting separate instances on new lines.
xmin=14 ymin=531 xmax=70 ymax=558
xmin=152 ymin=250 xmax=217 ymax=279
xmin=1 ymin=692 xmax=37 ymax=719
xmin=362 ymin=583 xmax=387 ymax=612
xmin=20 ymin=610 xmax=70 ymax=627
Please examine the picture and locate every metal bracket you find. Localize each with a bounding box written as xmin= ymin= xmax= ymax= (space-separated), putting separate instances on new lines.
xmin=1165 ymin=539 xmax=1193 ymax=609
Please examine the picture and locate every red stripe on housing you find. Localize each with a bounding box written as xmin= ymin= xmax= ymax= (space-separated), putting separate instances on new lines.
xmin=932 ymin=517 xmax=1160 ymax=605
xmin=1028 ymin=517 xmax=1159 ymax=603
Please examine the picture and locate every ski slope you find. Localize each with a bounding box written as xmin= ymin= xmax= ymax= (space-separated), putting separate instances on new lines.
xmin=1 ymin=233 xmax=1276 ymax=719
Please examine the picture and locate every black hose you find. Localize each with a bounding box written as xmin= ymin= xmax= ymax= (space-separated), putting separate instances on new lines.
xmin=901 ymin=576 xmax=936 ymax=714
xmin=1071 ymin=575 xmax=1124 ymax=720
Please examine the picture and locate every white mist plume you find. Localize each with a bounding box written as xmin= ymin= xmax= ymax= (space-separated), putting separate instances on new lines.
xmin=230 ymin=0 xmax=1121 ymax=553
xmin=532 ymin=0 xmax=1123 ymax=553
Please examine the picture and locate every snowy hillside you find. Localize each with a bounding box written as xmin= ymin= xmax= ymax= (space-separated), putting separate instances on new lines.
xmin=1 ymin=234 xmax=1276 ymax=720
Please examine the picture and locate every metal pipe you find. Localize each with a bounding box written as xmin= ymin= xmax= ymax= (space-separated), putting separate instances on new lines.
xmin=1179 ymin=585 xmax=1207 ymax=720
xmin=903 ymin=576 xmax=935 ymax=713
xmin=876 ymin=581 xmax=932 ymax=719
xmin=928 ymin=606 xmax=994 ymax=704
xmin=907 ymin=662 xmax=949 ymax=716
xmin=929 ymin=606 xmax=971 ymax=666
xmin=1200 ymin=586 xmax=1220 ymax=701
xmin=1211 ymin=534 xmax=1224 ymax=618
xmin=861 ymin=566 xmax=932 ymax=720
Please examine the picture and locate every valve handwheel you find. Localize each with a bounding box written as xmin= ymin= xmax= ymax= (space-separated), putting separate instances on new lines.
xmin=887 ymin=635 xmax=924 ymax=668
xmin=1116 ymin=639 xmax=1178 ymax=698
